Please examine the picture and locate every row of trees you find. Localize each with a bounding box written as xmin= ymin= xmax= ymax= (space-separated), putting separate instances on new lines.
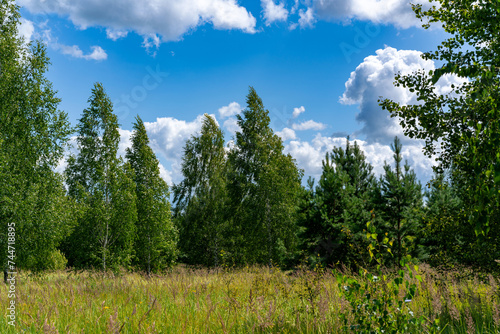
xmin=62 ymin=83 xmax=177 ymax=273
xmin=172 ymin=104 xmax=428 ymax=269
xmin=173 ymin=89 xmax=302 ymax=267
xmin=1 ymin=0 xmax=499 ymax=272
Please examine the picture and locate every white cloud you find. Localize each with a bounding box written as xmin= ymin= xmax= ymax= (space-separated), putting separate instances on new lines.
xmin=142 ymin=34 xmax=161 ymax=56
xmin=143 ymin=114 xmax=217 ymax=185
xmin=340 ymin=46 xmax=464 ymax=144
xmin=291 ymin=0 xmax=300 ymax=14
xmin=311 ymin=0 xmax=430 ymax=28
xmin=33 ymin=21 xmax=107 ymax=61
xmin=144 ymin=115 xmax=206 ymax=161
xmin=219 ymin=102 xmax=242 ymax=119
xmin=158 ymin=162 xmax=173 ymax=186
xmin=19 ymin=0 xmax=257 ymax=44
xmin=286 ymin=139 xmax=326 ymax=177
xmin=298 ymin=7 xmax=316 ymax=28
xmin=57 ymin=44 xmax=108 ymax=61
xmin=261 ymin=0 xmax=288 ymax=26
xmin=18 ymin=18 xmax=35 ymax=43
xmin=223 ymin=117 xmax=241 ymax=135
xmin=276 ymin=127 xmax=296 ymax=141
xmin=35 ymin=22 xmax=108 ymax=60
xmin=292 ymin=106 xmax=305 ymax=119
xmin=118 ymin=129 xmax=133 ymax=158
xmin=292 ymin=119 xmax=327 ymax=131
xmin=106 ymin=29 xmax=128 ymax=41
xmin=284 ymin=134 xmax=436 ymax=184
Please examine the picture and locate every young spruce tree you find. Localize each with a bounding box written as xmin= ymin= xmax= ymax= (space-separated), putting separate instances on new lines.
xmin=64 ymin=83 xmax=136 ymax=271
xmin=126 ymin=116 xmax=177 ymax=274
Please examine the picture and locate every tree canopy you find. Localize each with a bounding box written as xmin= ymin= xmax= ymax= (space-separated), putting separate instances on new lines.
xmin=380 ymin=0 xmax=500 ymax=266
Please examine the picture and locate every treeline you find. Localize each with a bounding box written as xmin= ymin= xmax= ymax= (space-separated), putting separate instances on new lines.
xmin=1 ymin=0 xmax=499 ymax=274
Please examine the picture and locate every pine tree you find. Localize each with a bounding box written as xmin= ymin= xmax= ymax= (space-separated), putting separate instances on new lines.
xmin=173 ymin=114 xmax=228 ymax=266
xmin=378 ymin=136 xmax=423 ymax=267
xmin=126 ymin=116 xmax=177 ymax=274
xmin=64 ymin=83 xmax=136 ymax=270
xmin=422 ymin=171 xmax=463 ymax=265
xmin=0 ymin=0 xmax=74 ymax=270
xmin=228 ymin=87 xmax=302 ymax=266
xmin=300 ymin=139 xmax=377 ymax=267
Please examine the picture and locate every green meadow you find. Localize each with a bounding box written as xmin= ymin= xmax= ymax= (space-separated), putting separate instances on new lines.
xmin=2 ymin=264 xmax=499 ymax=333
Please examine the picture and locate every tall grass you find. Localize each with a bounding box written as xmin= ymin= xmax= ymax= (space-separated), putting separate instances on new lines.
xmin=0 ymin=264 xmax=499 ymax=333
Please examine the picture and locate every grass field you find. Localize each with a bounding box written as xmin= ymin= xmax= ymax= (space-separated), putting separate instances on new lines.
xmin=0 ymin=264 xmax=499 ymax=333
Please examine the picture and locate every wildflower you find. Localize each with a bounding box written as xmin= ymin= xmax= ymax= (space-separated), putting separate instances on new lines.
xmin=372 ymin=276 xmax=379 ymax=282
xmin=409 ymin=310 xmax=414 ymax=317
xmin=405 ymin=299 xmax=412 ymax=303
xmin=104 ymin=306 xmax=109 ymax=309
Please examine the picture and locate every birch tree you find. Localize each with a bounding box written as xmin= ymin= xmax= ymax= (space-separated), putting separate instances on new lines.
xmin=126 ymin=116 xmax=177 ymax=274
xmin=64 ymin=83 xmax=136 ymax=270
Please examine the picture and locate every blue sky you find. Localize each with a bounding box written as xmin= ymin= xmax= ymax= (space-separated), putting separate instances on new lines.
xmin=16 ymin=0 xmax=462 ymax=186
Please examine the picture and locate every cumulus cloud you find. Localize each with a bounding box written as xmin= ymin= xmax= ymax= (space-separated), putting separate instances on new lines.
xmin=223 ymin=117 xmax=241 ymax=135
xmin=298 ymin=7 xmax=316 ymax=28
xmin=292 ymin=119 xmax=327 ymax=131
xmin=292 ymin=106 xmax=305 ymax=119
xmin=291 ymin=0 xmax=300 ymax=14
xmin=106 ymin=29 xmax=128 ymax=41
xmin=142 ymin=34 xmax=161 ymax=56
xmin=276 ymin=127 xmax=296 ymax=141
xmin=340 ymin=46 xmax=465 ymax=145
xmin=19 ymin=0 xmax=257 ymax=44
xmin=158 ymin=163 xmax=173 ymax=186
xmin=284 ymin=134 xmax=436 ymax=184
xmin=117 ymin=129 xmax=133 ymax=158
xmin=18 ymin=18 xmax=35 ymax=43
xmin=143 ymin=114 xmax=219 ymax=185
xmin=311 ymin=0 xmax=430 ymax=28
xmin=144 ymin=115 xmax=206 ymax=161
xmin=219 ymin=102 xmax=242 ymax=119
xmin=261 ymin=0 xmax=288 ymax=25
xmin=35 ymin=23 xmax=108 ymax=60
xmin=57 ymin=44 xmax=108 ymax=61
xmin=328 ymin=46 xmax=467 ymax=183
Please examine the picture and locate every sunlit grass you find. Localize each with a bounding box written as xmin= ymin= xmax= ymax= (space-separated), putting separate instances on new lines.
xmin=0 ymin=264 xmax=499 ymax=333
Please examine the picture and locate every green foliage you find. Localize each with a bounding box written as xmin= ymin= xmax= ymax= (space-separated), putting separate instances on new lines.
xmin=422 ymin=171 xmax=465 ymax=266
xmin=380 ymin=0 xmax=500 ymax=263
xmin=64 ymin=83 xmax=137 ymax=271
xmin=173 ymin=114 xmax=228 ymax=266
xmin=126 ymin=116 xmax=178 ymax=274
xmin=228 ymin=87 xmax=303 ymax=266
xmin=45 ymin=250 xmax=69 ymax=271
xmin=338 ymin=221 xmax=442 ymax=333
xmin=0 ymin=0 xmax=74 ymax=270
